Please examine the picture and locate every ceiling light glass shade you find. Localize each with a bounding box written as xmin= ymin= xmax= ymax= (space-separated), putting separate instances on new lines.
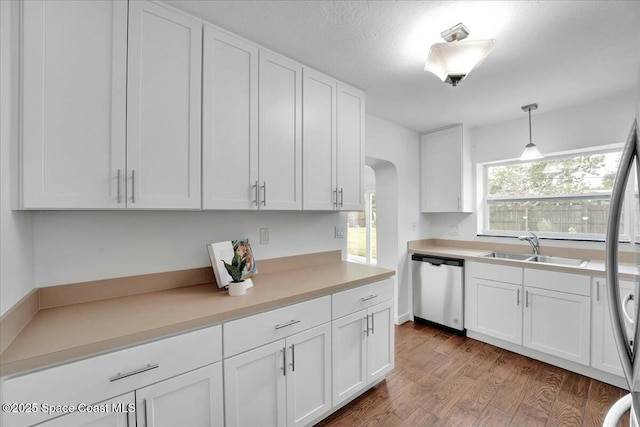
xmin=519 ymin=142 xmax=543 ymax=161
xmin=424 ymin=39 xmax=495 ymax=86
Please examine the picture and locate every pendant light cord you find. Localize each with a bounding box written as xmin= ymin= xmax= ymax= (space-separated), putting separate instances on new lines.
xmin=528 ymin=109 xmax=532 ymax=144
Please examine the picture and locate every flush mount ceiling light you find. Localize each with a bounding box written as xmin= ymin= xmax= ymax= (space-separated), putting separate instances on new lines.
xmin=520 ymin=103 xmax=543 ymax=161
xmin=424 ymin=22 xmax=495 ymax=87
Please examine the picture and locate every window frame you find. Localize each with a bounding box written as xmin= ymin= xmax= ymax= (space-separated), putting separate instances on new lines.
xmin=478 ymin=143 xmax=629 ymax=242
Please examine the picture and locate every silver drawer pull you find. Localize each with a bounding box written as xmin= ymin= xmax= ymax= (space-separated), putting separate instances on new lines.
xmin=109 ymin=363 xmax=159 ymax=382
xmin=361 ymin=294 xmax=378 ymax=302
xmin=275 ymin=319 xmax=301 ymax=330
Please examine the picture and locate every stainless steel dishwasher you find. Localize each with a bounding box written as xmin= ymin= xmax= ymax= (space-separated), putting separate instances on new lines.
xmin=412 ymin=254 xmax=465 ymax=334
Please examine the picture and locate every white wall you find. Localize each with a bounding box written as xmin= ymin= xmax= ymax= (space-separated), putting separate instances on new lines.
xmin=32 ymin=210 xmax=345 ymax=287
xmin=365 ymin=114 xmax=420 ymax=323
xmin=0 ymin=1 xmax=35 ymax=316
xmin=424 ymin=90 xmax=638 ymax=243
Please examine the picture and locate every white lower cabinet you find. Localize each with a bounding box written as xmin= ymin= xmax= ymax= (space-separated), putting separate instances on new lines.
xmin=1 ymin=326 xmax=222 ymax=427
xmin=224 ymin=323 xmax=332 ymax=427
xmin=466 ymin=277 xmax=523 ymax=345
xmin=523 ymin=286 xmax=591 ymax=365
xmin=36 ymin=393 xmax=135 ymax=427
xmin=332 ymin=299 xmax=394 ymax=407
xmin=136 ymin=363 xmax=223 ymax=427
xmin=466 ymin=262 xmax=593 ymax=367
xmin=286 ymin=324 xmax=332 ymax=427
xmin=592 ymin=277 xmax=637 ymax=376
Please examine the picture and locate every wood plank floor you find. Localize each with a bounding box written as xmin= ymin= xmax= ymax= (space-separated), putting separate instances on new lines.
xmin=316 ymin=321 xmax=629 ymax=427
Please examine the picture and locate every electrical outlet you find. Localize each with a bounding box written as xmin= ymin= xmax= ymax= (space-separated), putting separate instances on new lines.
xmin=335 ymin=226 xmax=345 ymax=239
xmin=260 ymin=228 xmax=270 ymax=244
xmin=449 ymin=225 xmax=459 ymax=236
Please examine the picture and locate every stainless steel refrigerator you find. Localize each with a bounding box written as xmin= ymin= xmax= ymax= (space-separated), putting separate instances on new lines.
xmin=605 ymin=119 xmax=640 ymax=426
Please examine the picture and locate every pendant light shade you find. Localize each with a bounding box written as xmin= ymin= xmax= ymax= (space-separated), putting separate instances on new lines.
xmin=519 ymin=103 xmax=543 ymax=161
xmin=424 ymin=23 xmax=495 ymax=87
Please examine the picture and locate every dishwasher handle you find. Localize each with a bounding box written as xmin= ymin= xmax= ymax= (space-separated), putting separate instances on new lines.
xmin=411 ymin=254 xmax=464 ymax=267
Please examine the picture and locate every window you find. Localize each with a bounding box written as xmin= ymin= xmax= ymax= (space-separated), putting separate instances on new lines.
xmin=481 ymin=147 xmax=626 ymax=240
xmin=347 ymin=191 xmax=377 ymax=264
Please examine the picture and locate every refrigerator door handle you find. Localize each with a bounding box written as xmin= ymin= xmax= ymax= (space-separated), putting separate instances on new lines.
xmin=606 ymin=119 xmax=640 ymax=394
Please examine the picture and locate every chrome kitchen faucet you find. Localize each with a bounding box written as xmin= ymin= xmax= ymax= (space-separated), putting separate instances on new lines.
xmin=518 ymin=232 xmax=539 ymax=255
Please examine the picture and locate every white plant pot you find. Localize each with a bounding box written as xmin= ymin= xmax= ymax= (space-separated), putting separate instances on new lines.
xmin=228 ymin=281 xmax=247 ymax=296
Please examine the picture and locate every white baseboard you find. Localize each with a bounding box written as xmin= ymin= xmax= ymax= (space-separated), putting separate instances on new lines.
xmin=395 ymin=312 xmax=411 ymax=325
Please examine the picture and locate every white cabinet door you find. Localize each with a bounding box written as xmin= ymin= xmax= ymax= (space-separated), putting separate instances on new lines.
xmin=420 ymin=125 xmax=472 ymax=213
xmin=332 ymin=310 xmax=367 ymax=406
xmin=127 ymin=1 xmax=202 ymax=209
xmin=523 ymin=286 xmax=591 ymax=365
xmin=37 ymin=393 xmax=135 ymax=427
xmin=367 ymin=299 xmax=395 ymax=383
xmin=259 ymin=50 xmax=302 ymax=210
xmin=286 ymin=323 xmax=332 ymax=427
xmin=302 ymin=69 xmax=337 ymax=211
xmin=21 ymin=0 xmax=127 ymax=209
xmin=592 ymin=278 xmax=636 ymax=376
xmin=136 ymin=363 xmax=223 ymax=427
xmin=202 ymin=26 xmax=259 ymax=210
xmin=466 ymin=277 xmax=523 ymax=345
xmin=224 ymin=340 xmax=286 ymax=427
xmin=336 ymin=83 xmax=364 ymax=211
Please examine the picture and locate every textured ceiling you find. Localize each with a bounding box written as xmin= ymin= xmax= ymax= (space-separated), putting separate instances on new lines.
xmin=165 ymin=0 xmax=640 ymax=133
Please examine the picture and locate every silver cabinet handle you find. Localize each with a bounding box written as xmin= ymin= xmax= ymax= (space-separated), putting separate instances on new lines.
xmin=117 ymin=169 xmax=122 ymax=204
xmin=290 ymin=344 xmax=295 ymax=372
xmin=517 ymin=289 xmax=520 ymax=306
xmin=361 ymin=294 xmax=378 ymax=302
xmin=458 ymin=196 xmax=461 ymax=211
xmin=110 ymin=363 xmax=159 ymax=382
xmin=131 ymin=170 xmax=136 ymax=204
xmin=253 ymin=180 xmax=258 ymax=206
xmin=275 ymin=319 xmax=300 ymax=330
xmin=339 ymin=187 xmax=344 ymax=207
xmin=623 ymin=294 xmax=635 ymax=325
xmin=262 ymin=181 xmax=266 ymax=206
xmin=281 ymin=347 xmax=286 ymax=376
xmin=333 ymin=188 xmax=338 ymax=208
xmin=143 ymin=398 xmax=148 ymax=427
xmin=364 ymin=316 xmax=369 ymax=336
xmin=525 ymin=290 xmax=529 ymax=308
xmin=597 ymin=281 xmax=600 ymax=302
xmin=370 ymin=313 xmax=375 ymax=335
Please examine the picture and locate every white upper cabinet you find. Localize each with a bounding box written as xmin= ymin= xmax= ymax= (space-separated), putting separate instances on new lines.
xmin=302 ymin=74 xmax=364 ymax=211
xmin=21 ymin=0 xmax=128 ymax=209
xmin=127 ymin=1 xmax=202 ymax=209
xmin=19 ymin=1 xmax=364 ymax=212
xmin=420 ymin=125 xmax=473 ymax=213
xmin=258 ymin=50 xmax=303 ymax=210
xmin=336 ymin=83 xmax=365 ymax=211
xmin=302 ymin=69 xmax=337 ymax=210
xmin=202 ymin=26 xmax=259 ymax=210
xmin=21 ymin=0 xmax=201 ymax=210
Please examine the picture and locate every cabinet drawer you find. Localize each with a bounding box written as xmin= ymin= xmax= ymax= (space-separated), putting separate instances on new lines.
xmin=525 ymin=268 xmax=590 ymax=296
xmin=470 ymin=261 xmax=522 ymax=285
xmin=223 ymin=296 xmax=331 ymax=358
xmin=2 ymin=325 xmax=221 ymax=427
xmin=332 ymin=278 xmax=394 ymax=320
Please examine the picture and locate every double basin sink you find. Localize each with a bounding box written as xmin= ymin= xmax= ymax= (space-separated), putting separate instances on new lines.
xmin=482 ymin=251 xmax=589 ymax=268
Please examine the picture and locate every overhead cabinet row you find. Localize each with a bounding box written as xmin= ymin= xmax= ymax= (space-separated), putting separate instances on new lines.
xmin=20 ymin=0 xmax=364 ymax=211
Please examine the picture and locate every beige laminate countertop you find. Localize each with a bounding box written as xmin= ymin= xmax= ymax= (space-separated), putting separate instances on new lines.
xmin=409 ymin=243 xmax=640 ymax=279
xmin=0 ymin=261 xmax=394 ymax=377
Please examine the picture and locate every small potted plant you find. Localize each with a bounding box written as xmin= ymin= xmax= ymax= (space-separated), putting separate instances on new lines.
xmin=223 ymin=254 xmax=247 ymax=296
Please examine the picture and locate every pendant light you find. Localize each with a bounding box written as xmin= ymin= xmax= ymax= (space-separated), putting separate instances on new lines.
xmin=424 ymin=23 xmax=495 ymax=87
xmin=520 ymin=103 xmax=543 ymax=161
